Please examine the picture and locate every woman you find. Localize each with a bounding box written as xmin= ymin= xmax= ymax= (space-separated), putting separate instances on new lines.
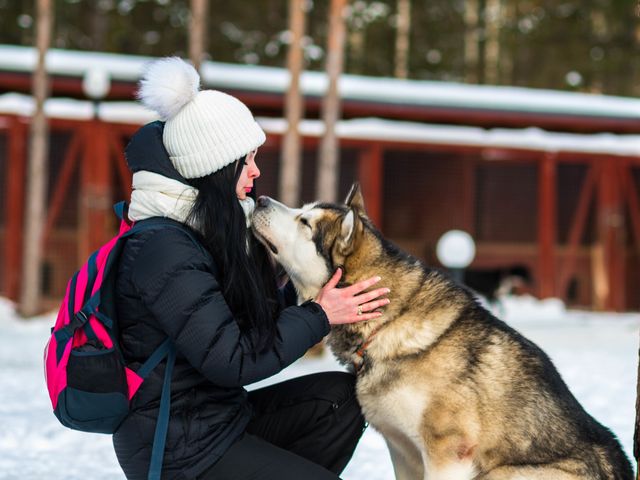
xmin=113 ymin=57 xmax=389 ymax=480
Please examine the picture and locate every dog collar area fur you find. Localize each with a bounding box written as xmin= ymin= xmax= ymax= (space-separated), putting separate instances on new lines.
xmin=353 ymin=326 xmax=382 ymax=375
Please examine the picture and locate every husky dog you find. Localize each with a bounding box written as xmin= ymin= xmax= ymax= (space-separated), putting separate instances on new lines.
xmin=251 ymin=184 xmax=633 ymax=480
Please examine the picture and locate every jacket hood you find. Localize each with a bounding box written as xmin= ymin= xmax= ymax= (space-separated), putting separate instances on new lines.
xmin=125 ymin=120 xmax=188 ymax=184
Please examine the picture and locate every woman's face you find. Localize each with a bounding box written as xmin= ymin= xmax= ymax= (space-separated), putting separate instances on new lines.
xmin=236 ymin=149 xmax=260 ymax=200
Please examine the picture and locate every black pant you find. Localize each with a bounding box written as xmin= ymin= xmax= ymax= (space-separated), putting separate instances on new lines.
xmin=198 ymin=372 xmax=366 ymax=480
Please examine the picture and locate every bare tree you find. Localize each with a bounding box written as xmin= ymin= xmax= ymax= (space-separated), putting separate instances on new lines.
xmin=19 ymin=0 xmax=53 ymax=317
xmin=316 ymin=0 xmax=347 ymax=202
xmin=499 ymin=0 xmax=515 ymax=85
xmin=464 ymin=0 xmax=480 ymax=84
xmin=394 ymin=0 xmax=411 ymax=79
xmin=484 ymin=0 xmax=501 ymax=85
xmin=89 ymin=1 xmax=109 ymax=51
xmin=279 ymin=0 xmax=307 ymax=207
xmin=189 ymin=0 xmax=209 ymax=72
xmin=347 ymin=19 xmax=365 ymax=75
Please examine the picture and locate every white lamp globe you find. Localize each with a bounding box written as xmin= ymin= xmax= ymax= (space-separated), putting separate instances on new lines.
xmin=436 ymin=230 xmax=476 ymax=269
xmin=82 ymin=68 xmax=111 ymax=100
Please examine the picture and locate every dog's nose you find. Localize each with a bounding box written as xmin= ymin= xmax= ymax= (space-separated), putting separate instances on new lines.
xmin=257 ymin=196 xmax=270 ymax=208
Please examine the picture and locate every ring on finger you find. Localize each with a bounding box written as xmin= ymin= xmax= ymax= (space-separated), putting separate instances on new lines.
xmin=357 ymin=305 xmax=363 ymax=316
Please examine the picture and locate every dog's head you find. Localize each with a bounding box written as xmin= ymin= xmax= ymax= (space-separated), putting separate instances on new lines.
xmin=251 ymin=183 xmax=368 ymax=301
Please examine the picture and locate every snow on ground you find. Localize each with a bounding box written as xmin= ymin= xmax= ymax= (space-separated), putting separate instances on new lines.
xmin=0 ymin=295 xmax=637 ymax=479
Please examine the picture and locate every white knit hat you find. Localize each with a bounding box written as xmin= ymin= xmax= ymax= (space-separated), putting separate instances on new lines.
xmin=137 ymin=57 xmax=266 ymax=179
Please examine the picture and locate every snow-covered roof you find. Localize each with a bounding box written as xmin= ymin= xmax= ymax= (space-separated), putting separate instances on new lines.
xmin=2 ymin=44 xmax=640 ymax=120
xmin=1 ymin=93 xmax=639 ymax=157
xmin=262 ymin=117 xmax=640 ymax=157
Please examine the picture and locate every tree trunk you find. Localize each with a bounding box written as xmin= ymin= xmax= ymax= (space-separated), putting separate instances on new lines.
xmin=500 ymin=0 xmax=515 ymax=85
xmin=316 ymin=0 xmax=347 ymax=202
xmin=19 ymin=0 xmax=52 ymax=317
xmin=347 ymin=27 xmax=365 ymax=75
xmin=464 ymin=0 xmax=480 ymax=83
xmin=394 ymin=0 xmax=411 ymax=79
xmin=189 ymin=0 xmax=208 ymax=72
xmin=89 ymin=1 xmax=109 ymax=51
xmin=484 ymin=0 xmax=501 ymax=85
xmin=279 ymin=0 xmax=306 ymax=207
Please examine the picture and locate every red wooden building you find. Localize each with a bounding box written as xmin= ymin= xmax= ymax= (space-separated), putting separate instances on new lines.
xmin=1 ymin=45 xmax=640 ymax=310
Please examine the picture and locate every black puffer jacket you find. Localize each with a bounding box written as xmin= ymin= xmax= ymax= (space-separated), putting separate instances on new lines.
xmin=112 ymin=122 xmax=330 ymax=480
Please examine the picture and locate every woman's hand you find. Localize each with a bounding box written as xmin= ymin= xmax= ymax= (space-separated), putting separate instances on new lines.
xmin=313 ymin=268 xmax=390 ymax=325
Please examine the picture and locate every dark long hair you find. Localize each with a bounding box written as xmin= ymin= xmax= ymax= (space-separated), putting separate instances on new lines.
xmin=186 ymin=159 xmax=280 ymax=353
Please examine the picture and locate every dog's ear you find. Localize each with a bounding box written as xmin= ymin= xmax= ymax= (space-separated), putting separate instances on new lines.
xmin=345 ymin=182 xmax=366 ymax=215
xmin=341 ymin=210 xmax=355 ymax=244
xmin=337 ymin=208 xmax=361 ymax=256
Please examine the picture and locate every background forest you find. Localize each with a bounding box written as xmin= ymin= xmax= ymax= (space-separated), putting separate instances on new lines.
xmin=0 ymin=0 xmax=638 ymax=97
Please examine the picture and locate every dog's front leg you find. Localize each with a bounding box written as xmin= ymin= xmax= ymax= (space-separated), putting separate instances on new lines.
xmin=384 ymin=434 xmax=423 ymax=480
xmin=423 ymin=460 xmax=477 ymax=480
xmin=422 ymin=438 xmax=478 ymax=480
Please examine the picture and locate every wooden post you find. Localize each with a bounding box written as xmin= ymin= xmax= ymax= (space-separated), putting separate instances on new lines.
xmin=79 ymin=119 xmax=112 ymax=262
xmin=316 ymin=0 xmax=347 ymax=202
xmin=394 ymin=0 xmax=411 ymax=79
xmin=189 ymin=0 xmax=209 ymax=72
xmin=595 ymin=160 xmax=625 ymax=311
xmin=107 ymin=128 xmax=132 ymax=199
xmin=558 ymin=163 xmax=596 ymax=299
xmin=462 ymin=157 xmax=477 ymax=236
xmin=4 ymin=118 xmax=27 ymax=301
xmin=279 ymin=0 xmax=306 ymax=207
xmin=19 ymin=0 xmax=52 ymax=317
xmin=619 ymin=161 xmax=640 ymax=251
xmin=357 ymin=144 xmax=383 ymax=228
xmin=537 ymin=153 xmax=557 ymax=299
xmin=42 ymin=131 xmax=81 ymax=246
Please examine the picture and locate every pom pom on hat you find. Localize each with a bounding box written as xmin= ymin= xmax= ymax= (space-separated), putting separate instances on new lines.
xmin=136 ymin=57 xmax=266 ymax=179
xmin=138 ymin=57 xmax=200 ymax=121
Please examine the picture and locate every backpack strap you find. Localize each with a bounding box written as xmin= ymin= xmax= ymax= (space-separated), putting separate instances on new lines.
xmin=137 ymin=338 xmax=173 ymax=379
xmin=147 ymin=342 xmax=176 ymax=480
xmin=108 ymin=206 xmax=204 ymax=479
xmin=113 ymin=201 xmax=128 ymax=222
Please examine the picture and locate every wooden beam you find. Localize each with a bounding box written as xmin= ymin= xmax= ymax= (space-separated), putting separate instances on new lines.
xmin=558 ymin=162 xmax=597 ymax=298
xmin=462 ymin=157 xmax=477 ymax=235
xmin=79 ymin=120 xmax=112 ymax=261
xmin=42 ymin=131 xmax=81 ymax=246
xmin=358 ymin=144 xmax=383 ymax=229
xmin=3 ymin=118 xmax=27 ymax=300
xmin=537 ymin=153 xmax=557 ymax=298
xmin=5 ymin=68 xmax=640 ymax=134
xmin=107 ymin=129 xmax=131 ymax=199
xmin=595 ymin=160 xmax=626 ymax=311
xmin=619 ymin=162 xmax=640 ymax=251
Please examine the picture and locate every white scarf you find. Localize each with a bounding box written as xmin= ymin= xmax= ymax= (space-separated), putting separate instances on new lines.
xmin=128 ymin=170 xmax=255 ymax=229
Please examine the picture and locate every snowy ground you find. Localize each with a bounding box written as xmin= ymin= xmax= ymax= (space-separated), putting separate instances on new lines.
xmin=0 ymin=295 xmax=638 ymax=479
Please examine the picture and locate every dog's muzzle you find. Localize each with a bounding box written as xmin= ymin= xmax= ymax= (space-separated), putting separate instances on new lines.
xmin=251 ymin=198 xmax=279 ymax=255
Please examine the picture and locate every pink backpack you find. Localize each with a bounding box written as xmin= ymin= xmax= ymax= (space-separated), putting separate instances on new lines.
xmin=44 ymin=202 xmax=188 ymax=480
